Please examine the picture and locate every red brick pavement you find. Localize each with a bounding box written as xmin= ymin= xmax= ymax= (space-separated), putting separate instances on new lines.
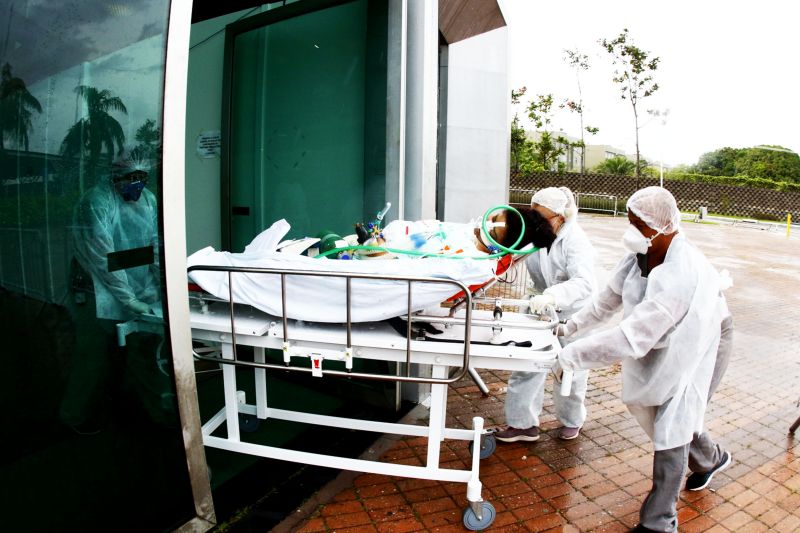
xmin=285 ymin=215 xmax=800 ymax=532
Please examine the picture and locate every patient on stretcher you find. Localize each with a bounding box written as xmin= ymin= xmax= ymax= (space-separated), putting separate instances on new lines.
xmin=187 ymin=207 xmax=556 ymax=323
xmin=310 ymin=206 xmax=555 ymax=260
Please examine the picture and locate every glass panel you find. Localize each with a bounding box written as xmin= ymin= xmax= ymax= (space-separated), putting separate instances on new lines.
xmin=0 ymin=1 xmax=194 ymax=530
xmin=228 ymin=0 xmax=387 ymax=250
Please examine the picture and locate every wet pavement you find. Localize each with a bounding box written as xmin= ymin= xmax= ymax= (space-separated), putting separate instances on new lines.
xmin=279 ymin=213 xmax=800 ymax=532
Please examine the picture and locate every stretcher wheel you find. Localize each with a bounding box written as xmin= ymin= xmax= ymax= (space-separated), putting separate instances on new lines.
xmin=239 ymin=413 xmax=261 ymax=432
xmin=469 ymin=434 xmax=497 ymax=459
xmin=462 ymin=501 xmax=495 ymax=530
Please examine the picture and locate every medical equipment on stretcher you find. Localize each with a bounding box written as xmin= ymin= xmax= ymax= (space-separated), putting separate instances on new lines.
xmin=184 ymin=264 xmax=569 ymax=530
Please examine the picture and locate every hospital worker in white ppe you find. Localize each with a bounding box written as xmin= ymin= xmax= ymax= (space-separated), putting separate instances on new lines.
xmin=60 ymin=153 xmax=161 ymax=433
xmin=495 ymin=187 xmax=597 ymax=443
xmin=556 ymin=187 xmax=732 ymax=533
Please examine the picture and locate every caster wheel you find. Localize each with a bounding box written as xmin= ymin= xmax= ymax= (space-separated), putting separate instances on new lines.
xmin=462 ymin=501 xmax=495 ymax=531
xmin=469 ymin=434 xmax=497 ymax=459
xmin=239 ymin=413 xmax=261 ymax=432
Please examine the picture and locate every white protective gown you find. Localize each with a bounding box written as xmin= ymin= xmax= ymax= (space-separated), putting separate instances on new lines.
xmin=559 ymin=234 xmax=726 ymax=450
xmin=73 ymin=182 xmax=160 ymax=320
xmin=526 ymin=219 xmax=596 ymax=318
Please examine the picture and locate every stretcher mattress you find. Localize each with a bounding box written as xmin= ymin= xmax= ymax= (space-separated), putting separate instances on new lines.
xmin=187 ymin=219 xmax=500 ymax=323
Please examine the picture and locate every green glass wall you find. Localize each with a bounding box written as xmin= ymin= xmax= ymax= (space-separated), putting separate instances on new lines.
xmin=226 ymin=0 xmax=387 ymax=249
xmin=0 ymin=1 xmax=194 ymax=531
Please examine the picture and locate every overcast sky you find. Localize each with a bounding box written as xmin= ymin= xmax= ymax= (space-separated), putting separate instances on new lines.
xmin=497 ymin=0 xmax=800 ymax=166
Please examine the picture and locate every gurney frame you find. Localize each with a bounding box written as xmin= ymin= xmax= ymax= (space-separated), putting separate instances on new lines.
xmin=187 ymin=264 xmax=567 ymax=530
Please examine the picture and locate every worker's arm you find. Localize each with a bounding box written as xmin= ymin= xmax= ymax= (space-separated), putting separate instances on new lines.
xmin=542 ymin=235 xmax=596 ymax=313
xmin=73 ymin=191 xmax=142 ymax=311
xmin=559 ymin=262 xmax=694 ymax=370
xmin=561 ymin=254 xmax=633 ymax=336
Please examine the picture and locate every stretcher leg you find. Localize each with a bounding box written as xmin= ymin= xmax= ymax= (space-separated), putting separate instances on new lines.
xmin=463 ymin=416 xmax=495 ymax=530
xmin=426 ymin=365 xmax=448 ymax=469
xmin=468 ymin=366 xmax=490 ymax=396
xmin=221 ymin=343 xmax=241 ymax=441
xmin=254 ymin=347 xmax=268 ymax=419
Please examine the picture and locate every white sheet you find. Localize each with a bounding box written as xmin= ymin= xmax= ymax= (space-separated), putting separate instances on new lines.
xmin=188 ymin=220 xmax=498 ymax=323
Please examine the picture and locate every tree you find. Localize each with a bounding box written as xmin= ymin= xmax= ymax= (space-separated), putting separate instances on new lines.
xmin=0 ymin=62 xmax=42 ymax=150
xmin=594 ymin=155 xmax=636 ymax=176
xmin=510 ymin=87 xmax=537 ymax=173
xmin=692 ymin=147 xmax=739 ymax=176
xmin=526 ymin=93 xmax=575 ymax=172
xmin=691 ymin=146 xmax=800 ymax=182
xmin=600 ymin=29 xmax=660 ymax=186
xmin=60 ymin=85 xmax=127 ymax=179
xmin=736 ymin=146 xmax=800 ymax=182
xmin=562 ymin=49 xmax=599 ymax=172
xmin=133 ymin=118 xmax=161 ymax=163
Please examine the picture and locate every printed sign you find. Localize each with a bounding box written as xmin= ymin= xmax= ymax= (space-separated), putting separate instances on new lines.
xmin=196 ymin=130 xmax=221 ymax=158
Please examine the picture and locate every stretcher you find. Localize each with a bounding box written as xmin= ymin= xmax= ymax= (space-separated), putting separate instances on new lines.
xmin=185 ymin=263 xmax=570 ymax=530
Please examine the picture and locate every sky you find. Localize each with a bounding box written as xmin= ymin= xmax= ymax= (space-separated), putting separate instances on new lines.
xmin=497 ymin=0 xmax=800 ymax=166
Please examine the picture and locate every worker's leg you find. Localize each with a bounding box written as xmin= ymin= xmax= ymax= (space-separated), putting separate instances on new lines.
xmin=59 ymin=295 xmax=117 ymax=428
xmin=688 ymin=432 xmax=723 ymax=473
xmin=553 ymin=369 xmax=588 ymax=429
xmin=639 ymin=444 xmax=689 ymax=533
xmin=505 ymin=370 xmax=546 ymax=429
xmin=708 ymin=315 xmax=733 ymax=400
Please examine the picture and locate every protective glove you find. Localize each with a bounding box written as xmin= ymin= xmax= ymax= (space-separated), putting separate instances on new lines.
xmin=550 ymin=346 xmax=575 ymax=383
xmin=551 ymin=359 xmax=564 ymax=384
xmin=557 ymin=320 xmax=577 ymax=337
xmin=529 ymin=293 xmax=556 ymax=315
xmin=126 ymin=299 xmax=152 ymax=315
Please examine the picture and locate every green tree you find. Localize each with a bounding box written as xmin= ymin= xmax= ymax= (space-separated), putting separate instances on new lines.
xmin=600 ymin=29 xmax=660 ymax=186
xmin=562 ymin=49 xmax=599 ymax=172
xmin=0 ymin=63 xmax=42 ymax=150
xmin=60 ymin=85 xmax=127 ymax=179
xmin=692 ymin=147 xmax=739 ymax=176
xmin=736 ymin=146 xmax=800 ymax=182
xmin=526 ymin=93 xmax=574 ymax=171
xmin=510 ymin=87 xmax=537 ymax=173
xmin=594 ymin=155 xmax=636 ymax=176
xmin=691 ymin=146 xmax=800 ymax=182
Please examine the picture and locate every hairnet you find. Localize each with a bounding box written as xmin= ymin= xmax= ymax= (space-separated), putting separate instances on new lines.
xmin=531 ymin=187 xmax=578 ymax=220
xmin=111 ymin=150 xmax=150 ymax=181
xmin=626 ymin=186 xmax=681 ymax=234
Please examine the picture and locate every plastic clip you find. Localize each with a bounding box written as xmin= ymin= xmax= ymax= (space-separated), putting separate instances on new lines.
xmin=310 ymin=353 xmax=323 ymax=377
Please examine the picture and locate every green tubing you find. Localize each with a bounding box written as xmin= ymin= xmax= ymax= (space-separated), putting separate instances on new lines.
xmin=314 ymin=204 xmax=539 ymax=259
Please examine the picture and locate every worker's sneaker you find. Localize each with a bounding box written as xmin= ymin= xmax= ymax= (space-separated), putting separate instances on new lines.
xmin=494 ymin=426 xmax=539 ymax=442
xmin=557 ymin=426 xmax=581 ymax=440
xmin=685 ymin=450 xmax=732 ymax=491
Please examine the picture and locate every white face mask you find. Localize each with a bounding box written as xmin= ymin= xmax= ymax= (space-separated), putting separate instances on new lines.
xmin=622 ymin=225 xmax=658 ymax=255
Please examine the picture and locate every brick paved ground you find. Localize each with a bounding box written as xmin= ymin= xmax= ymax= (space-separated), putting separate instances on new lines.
xmin=285 ymin=214 xmax=800 ymax=532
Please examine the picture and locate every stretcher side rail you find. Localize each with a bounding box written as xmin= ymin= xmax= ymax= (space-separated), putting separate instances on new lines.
xmin=187 ymin=264 xmax=475 ymax=385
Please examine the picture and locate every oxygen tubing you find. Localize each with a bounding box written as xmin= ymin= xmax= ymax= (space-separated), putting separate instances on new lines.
xmin=314 ymin=204 xmax=539 ymax=259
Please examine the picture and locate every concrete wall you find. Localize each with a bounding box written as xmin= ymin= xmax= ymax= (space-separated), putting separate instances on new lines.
xmin=439 ymin=27 xmax=509 ymax=223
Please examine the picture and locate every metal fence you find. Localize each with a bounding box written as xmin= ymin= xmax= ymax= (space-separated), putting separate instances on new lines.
xmin=576 ymin=193 xmax=618 ymax=216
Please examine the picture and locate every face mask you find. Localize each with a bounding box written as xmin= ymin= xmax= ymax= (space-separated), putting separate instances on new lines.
xmin=622 ymin=225 xmax=658 ymax=255
xmin=120 ymin=180 xmax=146 ymax=202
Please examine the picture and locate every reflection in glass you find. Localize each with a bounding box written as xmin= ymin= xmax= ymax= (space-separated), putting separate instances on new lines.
xmin=0 ymin=0 xmax=194 ymax=530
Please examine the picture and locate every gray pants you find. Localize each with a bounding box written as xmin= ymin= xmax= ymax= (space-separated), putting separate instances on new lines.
xmin=505 ymin=337 xmax=588 ymax=429
xmin=640 ymin=316 xmax=733 ymax=532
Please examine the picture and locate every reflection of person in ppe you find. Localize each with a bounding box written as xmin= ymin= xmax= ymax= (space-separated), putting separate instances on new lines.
xmin=495 ymin=187 xmax=597 ymax=444
xmin=60 ymin=152 xmax=162 ymax=434
xmin=80 ymin=155 xmax=160 ymax=319
xmin=556 ymin=187 xmax=733 ymax=533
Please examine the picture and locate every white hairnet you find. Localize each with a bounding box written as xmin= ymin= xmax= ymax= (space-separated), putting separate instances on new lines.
xmin=626 ymin=186 xmax=681 ymax=234
xmin=111 ymin=150 xmax=150 ymax=180
xmin=531 ymin=187 xmax=578 ymax=220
